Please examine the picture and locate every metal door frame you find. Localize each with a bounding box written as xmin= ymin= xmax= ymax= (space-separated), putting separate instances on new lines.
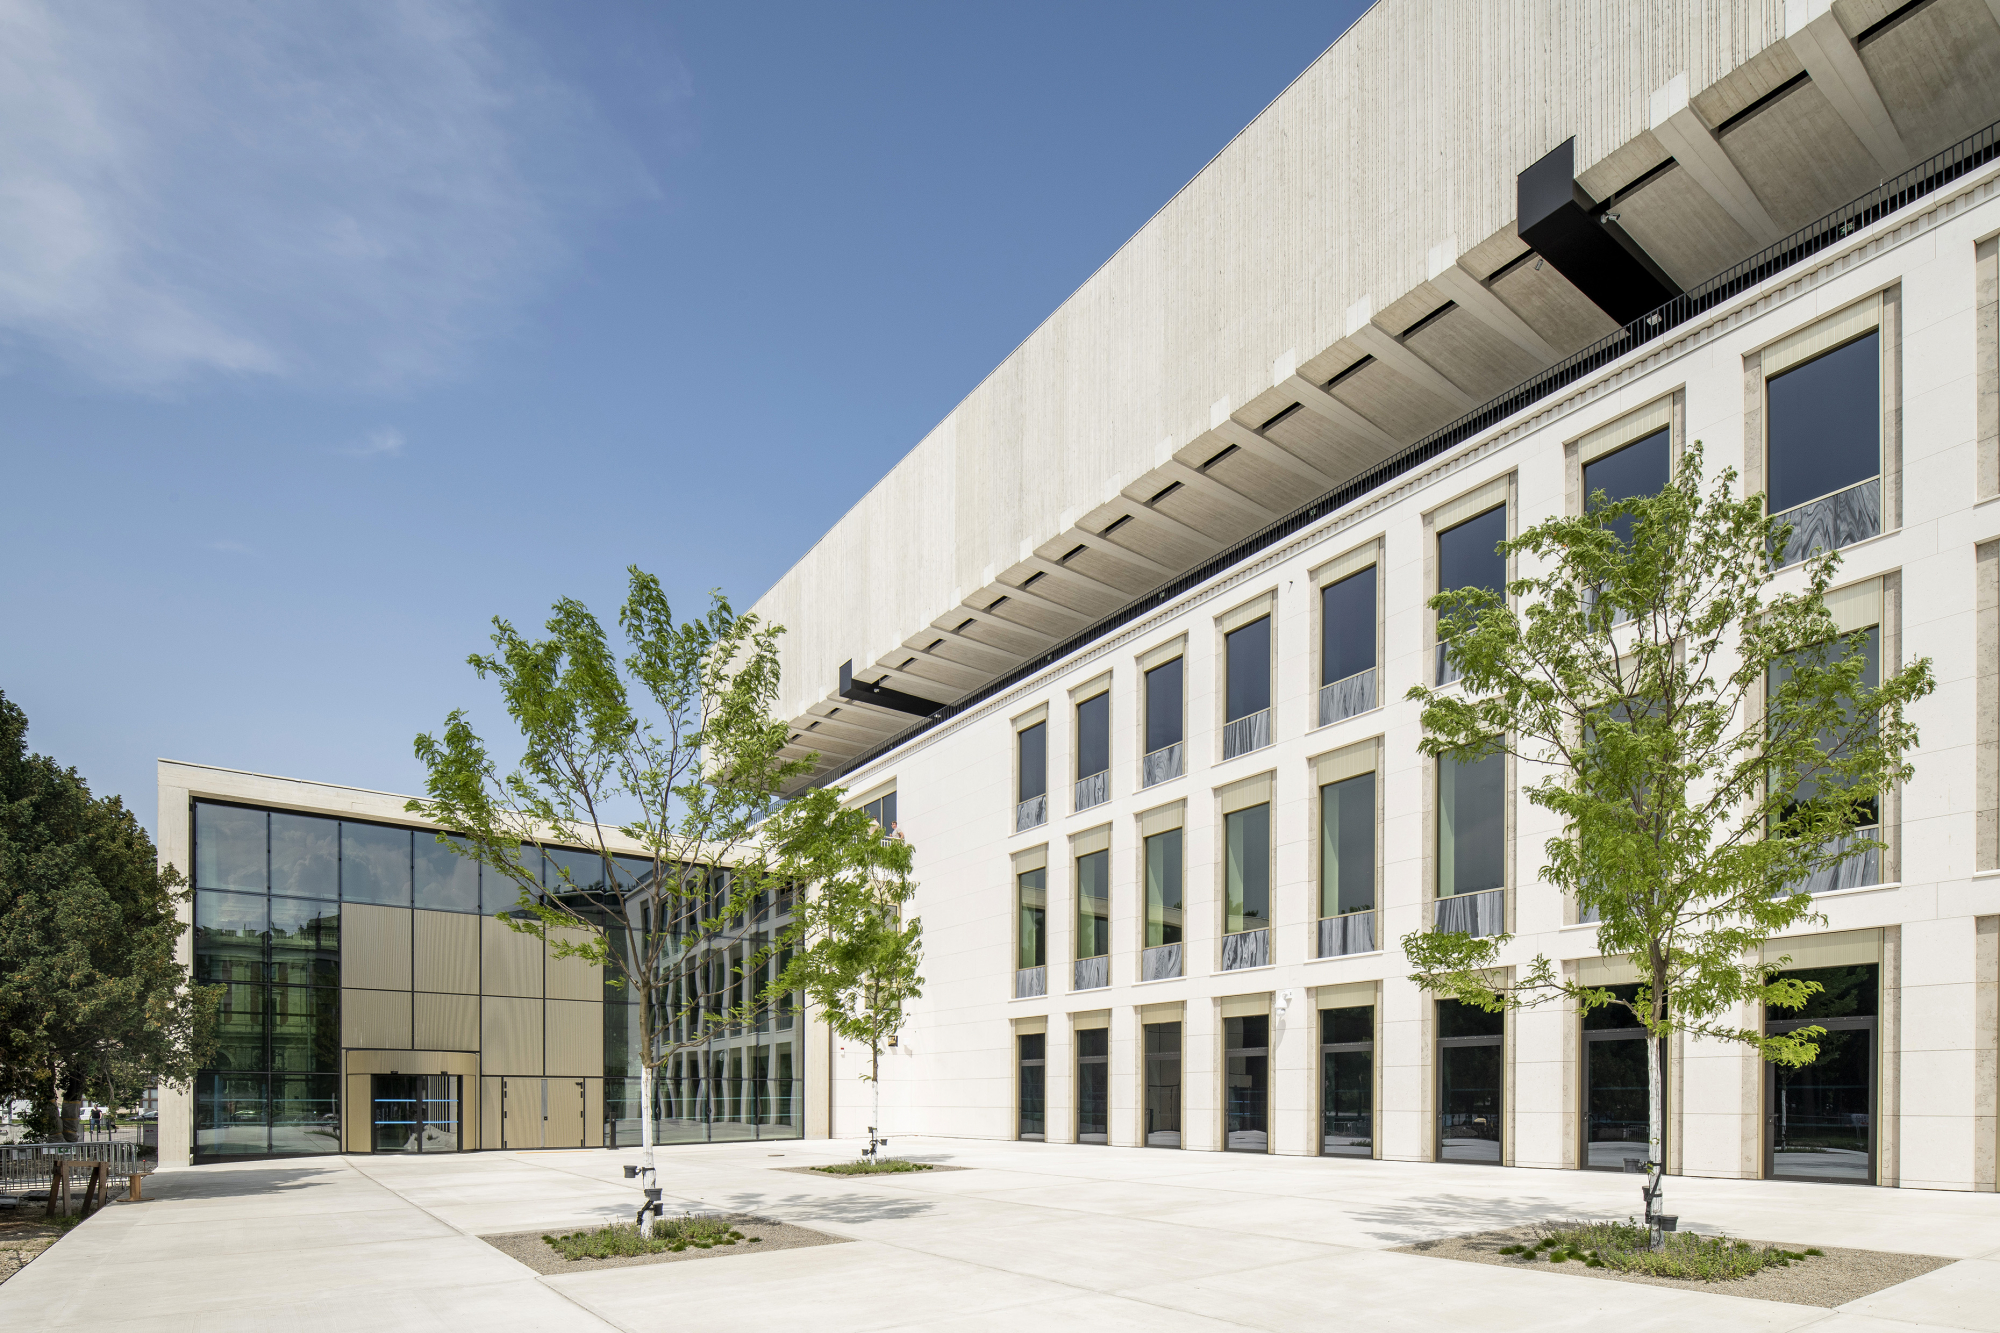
xmin=1763 ymin=1015 xmax=1877 ymax=1186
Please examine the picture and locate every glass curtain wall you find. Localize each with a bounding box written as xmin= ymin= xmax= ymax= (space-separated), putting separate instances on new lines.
xmin=1076 ymin=1028 xmax=1109 ymax=1144
xmin=1437 ymin=999 xmax=1503 ymax=1164
xmin=1582 ymin=984 xmax=1660 ymax=1170
xmin=1019 ymin=1034 xmax=1047 ymax=1140
xmin=1767 ymin=964 xmax=1878 ymax=1184
xmin=1144 ymin=1022 xmax=1182 ymax=1147
xmin=1224 ymin=1015 xmax=1269 ymax=1153
xmin=1321 ymin=1006 xmax=1374 ymax=1156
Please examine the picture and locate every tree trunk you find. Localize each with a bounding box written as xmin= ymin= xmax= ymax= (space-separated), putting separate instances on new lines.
xmin=638 ymin=1059 xmax=656 ymax=1238
xmin=870 ymin=1043 xmax=881 ymax=1160
xmin=60 ymin=1063 xmax=85 ymax=1143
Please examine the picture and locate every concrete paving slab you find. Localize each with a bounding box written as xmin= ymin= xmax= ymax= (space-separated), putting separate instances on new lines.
xmin=1836 ymin=1257 xmax=2000 ymax=1330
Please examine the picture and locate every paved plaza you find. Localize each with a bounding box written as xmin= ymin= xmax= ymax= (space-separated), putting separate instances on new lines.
xmin=5 ymin=1138 xmax=2000 ymax=1331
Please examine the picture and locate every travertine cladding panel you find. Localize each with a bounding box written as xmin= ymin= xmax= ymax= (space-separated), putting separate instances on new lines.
xmin=481 ymin=997 xmax=543 ymax=1075
xmin=544 ymin=926 xmax=602 ymax=1002
xmin=482 ymin=916 xmax=543 ymax=998
xmin=753 ymin=0 xmax=1797 ymax=721
xmin=414 ymin=910 xmax=478 ymax=995
xmin=342 ymin=904 xmax=411 ymax=992
xmin=341 ymin=988 xmax=411 ymax=1050
xmin=544 ymin=1000 xmax=603 ymax=1078
xmin=414 ymin=993 xmax=479 ymax=1051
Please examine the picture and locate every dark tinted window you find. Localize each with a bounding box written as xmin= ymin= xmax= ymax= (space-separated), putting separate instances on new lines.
xmin=1077 ymin=1028 xmax=1108 ymax=1058
xmin=1438 ymin=998 xmax=1505 ymax=1039
xmin=1225 ymin=1015 xmax=1269 ymax=1049
xmin=1583 ymin=428 xmax=1672 ymax=547
xmin=1323 ymin=1006 xmax=1373 ymax=1045
xmin=1439 ymin=751 xmax=1505 ymax=896
xmin=1321 ymin=568 xmax=1375 ymax=685
xmin=1438 ymin=505 xmax=1507 ymax=600
xmin=1145 ymin=658 xmax=1183 ymax=753
xmin=1225 ymin=616 xmax=1271 ymax=721
xmin=1320 ymin=772 xmax=1375 ymax=916
xmin=1018 ymin=722 xmax=1047 ymax=801
xmin=1224 ymin=803 xmax=1271 ymax=932
xmin=1076 ymin=693 xmax=1110 ymax=778
xmin=1767 ymin=332 xmax=1880 ymax=514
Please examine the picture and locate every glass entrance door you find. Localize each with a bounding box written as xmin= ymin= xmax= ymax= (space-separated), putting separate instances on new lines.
xmin=1143 ymin=1022 xmax=1181 ymax=1148
xmin=1583 ymin=985 xmax=1660 ymax=1171
xmin=1076 ymin=1028 xmax=1108 ymax=1144
xmin=1766 ymin=962 xmax=1878 ymax=1185
xmin=1320 ymin=1005 xmax=1374 ymax=1157
xmin=370 ymin=1074 xmax=461 ymax=1153
xmin=1437 ymin=1000 xmax=1503 ymax=1164
xmin=1224 ymin=1015 xmax=1269 ymax=1153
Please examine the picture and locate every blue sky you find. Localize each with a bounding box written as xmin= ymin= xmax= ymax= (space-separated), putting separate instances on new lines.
xmin=0 ymin=0 xmax=1368 ymax=836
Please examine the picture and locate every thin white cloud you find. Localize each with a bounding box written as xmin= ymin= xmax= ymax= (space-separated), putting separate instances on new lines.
xmin=0 ymin=1 xmax=652 ymax=390
xmin=342 ymin=427 xmax=406 ymax=459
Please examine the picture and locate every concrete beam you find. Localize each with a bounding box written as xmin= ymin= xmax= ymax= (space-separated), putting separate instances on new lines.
xmin=949 ymin=603 xmax=1059 ymax=640
xmin=1346 ymin=324 xmax=1478 ymax=413
xmin=987 ymin=579 xmax=1098 ymax=621
xmin=1426 ymin=263 xmax=1561 ymax=364
xmin=1277 ymin=375 xmax=1402 ymax=454
xmin=1109 ymin=499 xmax=1225 ymax=552
xmin=1647 ymin=74 xmax=1781 ymax=245
xmin=1786 ymin=10 xmax=1908 ymax=175
xmin=1070 ymin=531 xmax=1178 ymax=578
xmin=1154 ymin=459 xmax=1282 ymax=524
xmin=851 ymin=663 xmax=958 ymax=704
xmin=870 ymin=643 xmax=990 ymax=685
xmin=1016 ymin=555 xmax=1130 ymax=602
xmin=1210 ymin=419 xmax=1339 ymax=491
xmin=914 ymin=624 xmax=1027 ymax=667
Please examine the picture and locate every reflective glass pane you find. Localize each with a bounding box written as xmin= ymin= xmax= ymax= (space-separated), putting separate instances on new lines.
xmin=195 ymin=890 xmax=267 ymax=984
xmin=1018 ymin=723 xmax=1047 ymax=801
xmin=1017 ymin=868 xmax=1047 ymax=969
xmin=1323 ymin=1005 xmax=1372 ymax=1045
xmin=1018 ymin=1034 xmax=1045 ymax=1139
xmin=1224 ymin=804 xmax=1270 ymax=932
xmin=1768 ymin=332 xmax=1879 ymax=514
xmin=1076 ymin=850 xmax=1110 ymax=959
xmin=270 ymin=812 xmax=338 ymax=899
xmin=482 ymin=844 xmax=540 ymax=914
xmin=373 ymin=1074 xmax=422 ymax=1153
xmin=1784 ymin=963 xmax=1879 ymax=1020
xmin=1770 ymin=1027 xmax=1872 ymax=1182
xmin=1145 ymin=829 xmax=1183 ymax=948
xmin=270 ymin=1073 xmax=340 ymax=1156
xmin=196 ymin=1072 xmax=268 ymax=1158
xmin=1439 ymin=1042 xmax=1502 ymax=1163
xmin=1439 ymin=751 xmax=1505 ymax=897
xmin=268 ymin=984 xmax=339 ymax=1073
xmin=1585 ymin=1036 xmax=1652 ymax=1170
xmin=1438 ymin=999 xmax=1504 ymax=1039
xmin=1144 ymin=1022 xmax=1182 ymax=1148
xmin=1224 ymin=1015 xmax=1268 ymax=1153
xmin=1322 ymin=567 xmax=1376 ymax=685
xmin=267 ymin=898 xmax=338 ymax=987
xmin=1225 ymin=616 xmax=1271 ymax=721
xmin=1584 ymin=427 xmax=1672 ymax=548
xmin=195 ymin=803 xmax=265 ymax=891
xmin=1077 ymin=693 xmax=1110 ymax=778
xmin=340 ymin=822 xmax=411 ymax=905
xmin=210 ymin=982 xmax=267 ymax=1070
xmin=1322 ymin=1048 xmax=1372 ymax=1156
xmin=1077 ymin=1041 xmax=1108 ymax=1144
xmin=1438 ymin=506 xmax=1507 ymax=597
xmin=1320 ymin=773 xmax=1375 ymax=916
xmin=414 ymin=832 xmax=481 ymax=912
xmin=544 ymin=846 xmax=607 ymax=897
xmin=1145 ymin=658 xmax=1183 ymax=753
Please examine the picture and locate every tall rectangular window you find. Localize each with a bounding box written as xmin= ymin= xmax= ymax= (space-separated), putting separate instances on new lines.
xmin=1583 ymin=984 xmax=1659 ymax=1172
xmin=1321 ymin=1006 xmax=1373 ymax=1157
xmin=1224 ymin=803 xmax=1270 ymax=935
xmin=1076 ymin=1028 xmax=1108 ymax=1144
xmin=1437 ymin=999 xmax=1503 ymax=1164
xmin=1075 ymin=850 xmax=1110 ymax=961
xmin=1223 ymin=616 xmax=1272 ymax=758
xmin=1766 ymin=963 xmax=1877 ymax=1184
xmin=1436 ymin=505 xmax=1506 ymax=684
xmin=1018 ymin=1033 xmax=1046 ymax=1141
xmin=1144 ymin=829 xmax=1183 ymax=948
xmin=1144 ymin=658 xmax=1184 ymax=785
xmin=1144 ymin=1021 xmax=1182 ymax=1148
xmin=1583 ymin=428 xmax=1671 ymax=547
xmin=862 ymin=790 xmax=898 ymax=832
xmin=1320 ymin=567 xmax=1377 ymax=724
xmin=1224 ymin=1015 xmax=1269 ymax=1153
xmin=1017 ymin=868 xmax=1047 ymax=970
xmin=1438 ymin=752 xmax=1504 ymax=897
xmin=1770 ymin=623 xmax=1882 ymax=893
xmin=1016 ymin=721 xmax=1048 ymax=831
xmin=1320 ymin=772 xmax=1375 ymax=919
xmin=1768 ymin=329 xmax=1881 ymax=564
xmin=1075 ymin=692 xmax=1110 ymax=811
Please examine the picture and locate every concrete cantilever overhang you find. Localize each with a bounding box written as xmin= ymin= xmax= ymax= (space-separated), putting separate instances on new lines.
xmin=752 ymin=0 xmax=2000 ymax=794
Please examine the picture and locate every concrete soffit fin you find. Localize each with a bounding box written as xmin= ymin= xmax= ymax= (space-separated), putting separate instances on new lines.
xmin=1785 ymin=11 xmax=1909 ymax=174
xmin=1646 ymin=72 xmax=1782 ymax=245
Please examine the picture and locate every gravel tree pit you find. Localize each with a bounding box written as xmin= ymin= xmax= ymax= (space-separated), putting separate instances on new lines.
xmin=482 ymin=1214 xmax=848 ymax=1275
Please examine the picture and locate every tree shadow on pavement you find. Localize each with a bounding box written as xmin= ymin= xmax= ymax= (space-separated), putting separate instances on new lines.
xmin=707 ymin=1189 xmax=937 ymax=1226
xmin=1347 ymin=1193 xmax=1606 ymax=1245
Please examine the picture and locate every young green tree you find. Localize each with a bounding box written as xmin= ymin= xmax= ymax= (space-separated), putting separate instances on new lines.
xmin=782 ymin=810 xmax=921 ymax=1160
xmin=1402 ymin=446 xmax=1933 ymax=1180
xmin=408 ymin=568 xmax=913 ymax=1227
xmin=0 ymin=692 xmax=216 ymax=1141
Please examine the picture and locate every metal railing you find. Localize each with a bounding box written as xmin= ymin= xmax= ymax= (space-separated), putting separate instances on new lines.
xmin=1141 ymin=942 xmax=1182 ymax=981
xmin=821 ymin=117 xmax=2000 ymax=791
xmin=1318 ymin=669 xmax=1376 ymax=727
xmin=1222 ymin=709 xmax=1271 ymax=760
xmin=1074 ymin=770 xmax=1109 ymax=812
xmin=1073 ymin=955 xmax=1109 ymax=991
xmin=1221 ymin=927 xmax=1270 ymax=970
xmin=1014 ymin=793 xmax=1047 ymax=833
xmin=1435 ymin=888 xmax=1506 ymax=937
xmin=1014 ymin=965 xmax=1047 ymax=999
xmin=1772 ymin=477 xmax=1880 ymax=567
xmin=1317 ymin=910 xmax=1377 ymax=957
xmin=1142 ymin=742 xmax=1184 ymax=787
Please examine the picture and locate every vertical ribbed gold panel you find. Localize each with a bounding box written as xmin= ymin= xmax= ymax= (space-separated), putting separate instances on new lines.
xmin=414 ymin=911 xmax=478 ymax=994
xmin=479 ymin=1076 xmax=502 ymax=1152
xmin=344 ymin=1073 xmax=372 ymax=1152
xmin=414 ymin=992 xmax=479 ymax=1051
xmin=545 ymin=926 xmax=602 ymax=1001
xmin=481 ymin=996 xmax=542 ymax=1074
xmin=341 ymin=904 xmax=411 ymax=991
xmin=544 ymin=999 xmax=602 ymax=1077
xmin=341 ymin=988 xmax=411 ymax=1049
xmin=481 ymin=917 xmax=542 ymax=997
xmin=583 ymin=1077 xmax=603 ymax=1147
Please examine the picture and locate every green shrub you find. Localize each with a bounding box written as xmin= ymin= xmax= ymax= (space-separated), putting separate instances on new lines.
xmin=810 ymin=1159 xmax=935 ymax=1176
xmin=542 ymin=1216 xmax=748 ymax=1260
xmin=1499 ymin=1220 xmax=1823 ymax=1282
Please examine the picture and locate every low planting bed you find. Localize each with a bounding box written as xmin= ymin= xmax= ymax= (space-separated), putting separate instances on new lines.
xmin=1397 ymin=1219 xmax=1950 ymax=1307
xmin=482 ymin=1213 xmax=846 ymax=1275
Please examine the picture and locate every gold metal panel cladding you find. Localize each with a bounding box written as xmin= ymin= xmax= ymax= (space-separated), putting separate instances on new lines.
xmin=482 ymin=996 xmax=543 ymax=1074
xmin=545 ymin=999 xmax=603 ymax=1077
xmin=480 ymin=1076 xmax=503 ymax=1152
xmin=414 ymin=993 xmax=479 ymax=1051
xmin=482 ymin=915 xmax=543 ymax=997
xmin=583 ymin=1077 xmax=604 ymax=1147
xmin=545 ymin=926 xmax=601 ymax=1002
xmin=413 ymin=910 xmax=478 ymax=994
xmin=341 ymin=903 xmax=412 ymax=991
xmin=341 ymin=988 xmax=411 ymax=1050
xmin=343 ymin=1074 xmax=372 ymax=1152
